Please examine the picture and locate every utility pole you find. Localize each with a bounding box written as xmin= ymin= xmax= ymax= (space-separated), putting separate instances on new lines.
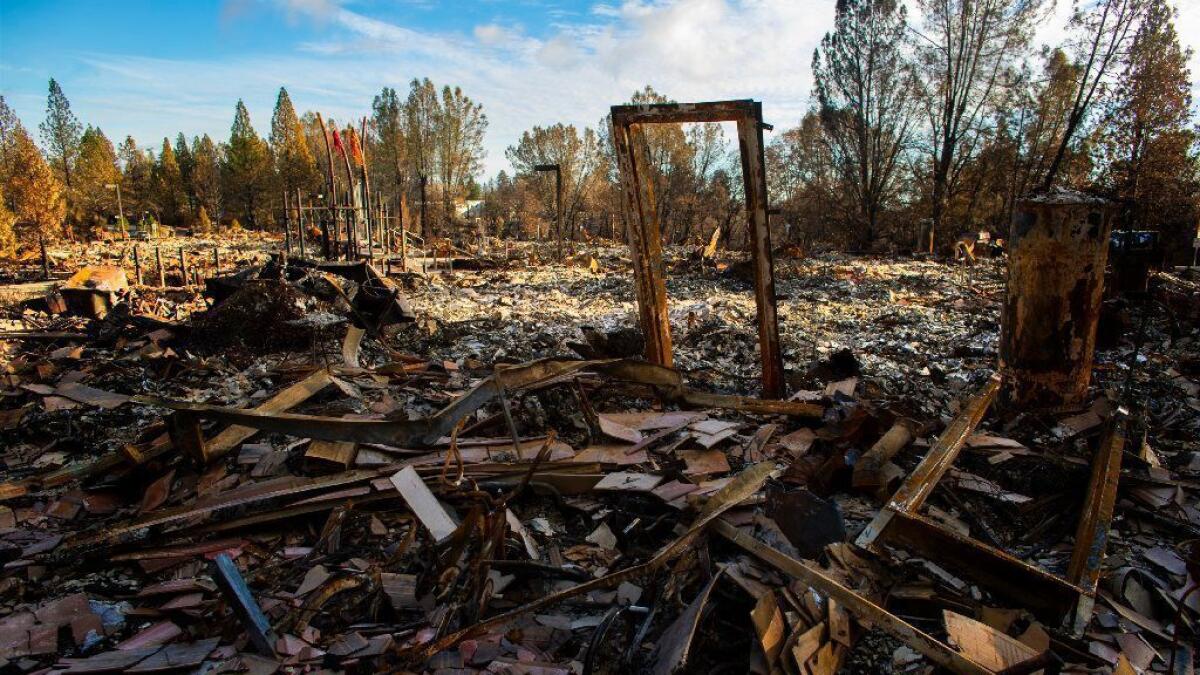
xmin=106 ymin=183 xmax=125 ymax=235
xmin=534 ymin=164 xmax=562 ymax=257
xmin=419 ymin=174 xmax=428 ymax=240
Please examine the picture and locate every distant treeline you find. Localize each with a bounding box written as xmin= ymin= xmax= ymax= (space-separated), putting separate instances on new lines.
xmin=1 ymin=0 xmax=1196 ymax=260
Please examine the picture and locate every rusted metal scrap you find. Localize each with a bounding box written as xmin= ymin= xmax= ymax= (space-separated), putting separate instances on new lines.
xmin=1000 ymin=190 xmax=1114 ymax=408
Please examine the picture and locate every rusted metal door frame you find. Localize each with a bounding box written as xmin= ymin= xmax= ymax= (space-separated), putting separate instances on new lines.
xmin=610 ymin=99 xmax=785 ymax=399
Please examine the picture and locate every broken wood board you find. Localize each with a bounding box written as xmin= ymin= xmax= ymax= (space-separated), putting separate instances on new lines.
xmin=943 ymin=610 xmax=1042 ymax=672
xmin=714 ymin=520 xmax=994 ymax=675
xmin=388 ymin=466 xmax=457 ymax=543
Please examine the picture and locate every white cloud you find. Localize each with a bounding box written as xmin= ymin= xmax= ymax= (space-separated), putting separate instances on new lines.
xmin=474 ymin=23 xmax=523 ymax=47
xmin=70 ymin=0 xmax=833 ymax=178
xmin=24 ymin=0 xmax=1199 ymax=180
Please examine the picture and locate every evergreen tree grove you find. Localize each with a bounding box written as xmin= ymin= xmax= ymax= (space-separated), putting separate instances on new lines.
xmin=74 ymin=126 xmax=121 ymax=230
xmin=7 ymin=126 xmax=65 ymax=245
xmin=270 ymin=87 xmax=319 ymax=199
xmin=154 ymin=138 xmax=187 ymax=226
xmin=222 ymin=100 xmax=274 ymax=228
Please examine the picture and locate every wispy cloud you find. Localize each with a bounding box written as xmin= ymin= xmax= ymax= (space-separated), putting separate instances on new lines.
xmin=15 ymin=0 xmax=1199 ymax=176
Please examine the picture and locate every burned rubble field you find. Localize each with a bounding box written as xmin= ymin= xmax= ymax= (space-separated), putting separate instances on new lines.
xmin=0 ymin=243 xmax=1198 ymax=675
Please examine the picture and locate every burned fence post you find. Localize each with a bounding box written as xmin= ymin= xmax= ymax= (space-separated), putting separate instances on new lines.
xmin=1000 ymin=191 xmax=1115 ymax=408
xmin=155 ymin=246 xmax=165 ymax=287
xmin=133 ymin=245 xmax=143 ymax=285
xmin=610 ymin=99 xmax=785 ymax=398
xmin=213 ymin=247 xmax=220 ymax=275
xmin=296 ymin=188 xmax=306 ymax=259
xmin=178 ymin=248 xmax=187 ymax=286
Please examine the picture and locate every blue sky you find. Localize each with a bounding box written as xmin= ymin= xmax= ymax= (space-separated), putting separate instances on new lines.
xmin=2 ymin=0 xmax=1198 ymax=178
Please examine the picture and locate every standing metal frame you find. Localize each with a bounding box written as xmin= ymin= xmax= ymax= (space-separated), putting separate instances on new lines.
xmin=610 ymin=99 xmax=785 ymax=399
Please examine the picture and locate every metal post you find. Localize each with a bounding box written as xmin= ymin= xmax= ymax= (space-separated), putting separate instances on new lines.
xmin=296 ymin=189 xmax=306 ymax=259
xmin=39 ymin=234 xmax=49 ymax=279
xmin=156 ymin=247 xmax=165 ymax=287
xmin=365 ymin=194 xmax=375 ymax=265
xmin=419 ymin=174 xmax=428 ymax=239
xmin=133 ymin=245 xmax=143 ymax=285
xmin=400 ymin=193 xmax=409 ymax=272
xmin=283 ymin=191 xmax=292 ymax=255
xmin=115 ymin=184 xmax=124 ymax=233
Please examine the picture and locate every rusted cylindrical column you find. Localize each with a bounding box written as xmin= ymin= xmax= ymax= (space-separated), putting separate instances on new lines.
xmin=1000 ymin=190 xmax=1114 ymax=408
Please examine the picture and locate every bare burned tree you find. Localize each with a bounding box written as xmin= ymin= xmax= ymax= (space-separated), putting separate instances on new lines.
xmin=813 ymin=0 xmax=918 ymax=249
xmin=914 ymin=0 xmax=1044 ymax=249
xmin=1041 ymin=0 xmax=1149 ymax=190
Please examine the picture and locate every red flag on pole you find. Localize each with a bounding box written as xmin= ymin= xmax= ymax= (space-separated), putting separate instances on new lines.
xmin=330 ymin=124 xmax=345 ymax=158
xmin=346 ymin=128 xmax=364 ymax=166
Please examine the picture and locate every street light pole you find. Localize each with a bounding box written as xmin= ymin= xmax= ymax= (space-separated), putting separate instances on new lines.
xmin=534 ymin=164 xmax=562 ymax=256
xmin=105 ymin=183 xmax=125 ymax=235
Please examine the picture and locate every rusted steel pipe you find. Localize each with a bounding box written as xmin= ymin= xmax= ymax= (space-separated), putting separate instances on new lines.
xmin=1000 ymin=191 xmax=1114 ymax=408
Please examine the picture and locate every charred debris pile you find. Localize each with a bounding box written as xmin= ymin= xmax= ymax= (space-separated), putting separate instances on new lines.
xmin=0 ymin=218 xmax=1199 ymax=670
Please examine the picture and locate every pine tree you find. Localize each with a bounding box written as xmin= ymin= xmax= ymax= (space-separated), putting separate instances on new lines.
xmin=0 ymin=96 xmax=23 ymax=185
xmin=269 ymin=88 xmax=319 ymax=198
xmin=6 ymin=126 xmax=65 ymax=244
xmin=119 ymin=136 xmax=153 ymax=222
xmin=175 ymin=132 xmax=194 ymax=213
xmin=191 ymin=134 xmax=222 ymax=221
xmin=1101 ymin=0 xmax=1197 ymax=259
xmin=813 ymin=0 xmax=917 ymax=247
xmin=0 ymin=188 xmax=16 ymax=256
xmin=436 ymin=85 xmax=487 ymax=228
xmin=371 ymin=86 xmax=406 ymax=203
xmin=75 ymin=126 xmax=121 ymax=228
xmin=405 ymin=78 xmax=440 ymax=236
xmin=222 ymin=100 xmax=273 ymax=228
xmin=154 ymin=138 xmax=187 ymax=226
xmin=39 ymin=78 xmax=82 ymax=232
xmin=196 ymin=206 xmax=213 ymax=234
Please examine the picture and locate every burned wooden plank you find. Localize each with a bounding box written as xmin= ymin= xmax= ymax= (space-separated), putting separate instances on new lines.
xmin=735 ymin=101 xmax=785 ymax=400
xmin=856 ymin=374 xmax=1001 ymax=549
xmin=304 ymin=439 xmax=358 ymax=470
xmin=714 ymin=520 xmax=993 ymax=675
xmin=0 ymin=369 xmax=338 ymax=501
xmin=610 ymin=99 xmax=758 ymax=126
xmin=210 ymin=553 xmax=276 ymax=656
xmin=1066 ymin=413 xmax=1127 ymax=633
xmin=852 ymin=419 xmax=917 ymax=492
xmin=879 ymin=510 xmax=1083 ymax=621
xmin=943 ymin=611 xmax=1041 ymax=672
xmin=137 ymin=358 xmax=825 ymax=449
xmin=612 ymin=120 xmax=672 ymax=369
